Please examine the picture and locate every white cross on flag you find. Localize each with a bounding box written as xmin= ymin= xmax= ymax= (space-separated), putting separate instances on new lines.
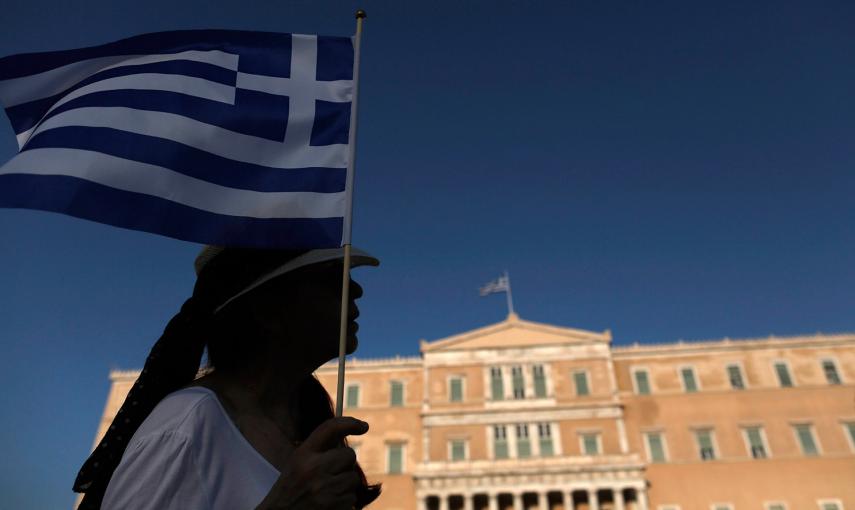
xmin=0 ymin=29 xmax=357 ymax=248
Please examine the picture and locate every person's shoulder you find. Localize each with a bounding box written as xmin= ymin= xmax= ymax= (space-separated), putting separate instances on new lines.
xmin=132 ymin=386 xmax=224 ymax=440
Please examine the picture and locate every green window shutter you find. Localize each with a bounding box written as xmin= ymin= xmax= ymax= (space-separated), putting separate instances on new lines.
xmin=746 ymin=427 xmax=766 ymax=458
xmin=539 ymin=438 xmax=553 ymax=456
xmin=517 ymin=439 xmax=531 ymax=458
xmin=490 ymin=367 xmax=504 ymax=400
xmin=495 ymin=440 xmax=508 ymax=459
xmin=646 ymin=433 xmax=665 ymax=462
xmin=450 ymin=440 xmax=466 ymax=461
xmin=582 ymin=434 xmax=599 ymax=455
xmin=390 ymin=381 xmax=404 ymax=407
xmin=346 ymin=385 xmax=359 ymax=408
xmin=537 ymin=423 xmax=553 ymax=456
xmin=796 ymin=425 xmax=818 ymax=456
xmin=574 ymin=371 xmax=590 ymax=396
xmin=449 ymin=378 xmax=463 ymax=402
xmin=533 ymin=365 xmax=547 ymax=398
xmin=494 ymin=425 xmax=508 ymax=459
xmin=516 ymin=424 xmax=530 ymax=458
xmin=511 ymin=366 xmax=525 ymax=399
xmin=846 ymin=423 xmax=855 ymax=450
xmin=823 ymin=360 xmax=841 ymax=385
xmin=697 ymin=430 xmax=715 ymax=460
xmin=822 ymin=504 xmax=841 ymax=510
xmin=387 ymin=444 xmax=403 ymax=474
xmin=775 ymin=363 xmax=793 ymax=387
xmin=634 ymin=370 xmax=651 ymax=395
xmin=727 ymin=365 xmax=745 ymax=389
xmin=768 ymin=505 xmax=785 ymax=510
xmin=681 ymin=368 xmax=698 ymax=392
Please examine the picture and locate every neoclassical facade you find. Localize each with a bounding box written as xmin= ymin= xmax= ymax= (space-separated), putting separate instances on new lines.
xmin=94 ymin=314 xmax=855 ymax=510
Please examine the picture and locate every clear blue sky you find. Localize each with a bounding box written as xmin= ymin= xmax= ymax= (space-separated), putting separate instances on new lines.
xmin=1 ymin=1 xmax=854 ymax=508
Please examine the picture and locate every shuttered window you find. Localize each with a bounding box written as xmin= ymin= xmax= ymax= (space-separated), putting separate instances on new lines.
xmin=490 ymin=367 xmax=504 ymax=401
xmin=645 ymin=432 xmax=666 ymax=462
xmin=574 ymin=371 xmax=590 ymax=396
xmin=390 ymin=381 xmax=404 ymax=407
xmin=346 ymin=384 xmax=359 ymax=408
xmin=387 ymin=443 xmax=403 ymax=474
xmin=449 ymin=377 xmax=463 ymax=402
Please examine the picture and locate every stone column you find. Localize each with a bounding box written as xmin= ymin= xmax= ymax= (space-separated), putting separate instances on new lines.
xmin=614 ymin=488 xmax=625 ymax=510
xmin=588 ymin=489 xmax=599 ymax=510
xmin=513 ymin=492 xmax=524 ymax=510
xmin=539 ymin=491 xmax=550 ymax=510
xmin=637 ymin=488 xmax=649 ymax=510
xmin=417 ymin=496 xmax=428 ymax=510
xmin=439 ymin=494 xmax=449 ymax=510
xmin=489 ymin=493 xmax=500 ymax=510
xmin=464 ymin=494 xmax=474 ymax=510
xmin=566 ymin=492 xmax=576 ymax=510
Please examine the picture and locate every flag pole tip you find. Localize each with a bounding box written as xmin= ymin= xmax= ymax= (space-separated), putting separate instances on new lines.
xmin=507 ymin=312 xmax=519 ymax=322
xmin=355 ymin=9 xmax=367 ymax=19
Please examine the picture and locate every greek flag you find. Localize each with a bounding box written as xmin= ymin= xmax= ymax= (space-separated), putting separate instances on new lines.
xmin=479 ymin=275 xmax=509 ymax=296
xmin=0 ymin=30 xmax=356 ymax=248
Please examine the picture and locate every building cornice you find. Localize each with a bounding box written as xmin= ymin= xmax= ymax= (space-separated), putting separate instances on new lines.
xmin=612 ymin=332 xmax=855 ymax=358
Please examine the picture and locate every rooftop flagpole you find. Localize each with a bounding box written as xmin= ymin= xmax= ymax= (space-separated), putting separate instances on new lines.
xmin=504 ymin=270 xmax=515 ymax=316
xmin=335 ymin=9 xmax=366 ymax=418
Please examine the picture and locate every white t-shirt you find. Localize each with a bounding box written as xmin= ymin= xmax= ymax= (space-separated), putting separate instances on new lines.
xmin=102 ymin=387 xmax=280 ymax=509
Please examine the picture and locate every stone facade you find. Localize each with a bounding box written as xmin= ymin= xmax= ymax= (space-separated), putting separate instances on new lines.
xmin=93 ymin=313 xmax=855 ymax=510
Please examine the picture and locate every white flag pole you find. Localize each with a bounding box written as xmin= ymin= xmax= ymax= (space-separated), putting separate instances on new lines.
xmin=504 ymin=270 xmax=515 ymax=316
xmin=335 ymin=9 xmax=366 ymax=418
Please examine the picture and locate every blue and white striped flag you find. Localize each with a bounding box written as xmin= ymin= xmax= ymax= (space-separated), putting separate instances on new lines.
xmin=0 ymin=30 xmax=356 ymax=248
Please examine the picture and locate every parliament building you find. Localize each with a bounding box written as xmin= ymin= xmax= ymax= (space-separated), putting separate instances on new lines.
xmin=94 ymin=313 xmax=855 ymax=510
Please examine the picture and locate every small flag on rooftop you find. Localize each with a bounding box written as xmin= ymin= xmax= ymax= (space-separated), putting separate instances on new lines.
xmin=480 ymin=271 xmax=515 ymax=316
xmin=0 ymin=29 xmax=358 ymax=248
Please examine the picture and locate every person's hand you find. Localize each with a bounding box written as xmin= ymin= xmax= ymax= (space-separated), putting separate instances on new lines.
xmin=256 ymin=417 xmax=369 ymax=510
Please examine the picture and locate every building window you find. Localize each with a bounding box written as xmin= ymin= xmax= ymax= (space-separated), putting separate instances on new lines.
xmin=490 ymin=367 xmax=504 ymax=401
xmin=818 ymin=501 xmax=843 ymax=510
xmin=634 ymin=369 xmax=651 ymax=395
xmin=449 ymin=439 xmax=467 ymax=461
xmin=775 ymin=362 xmax=794 ymax=387
xmin=645 ymin=431 xmax=667 ymax=462
xmin=844 ymin=422 xmax=855 ymax=451
xmin=727 ymin=364 xmax=745 ymax=389
xmin=516 ymin=424 xmax=531 ymax=458
xmin=711 ymin=505 xmax=733 ymax=510
xmin=695 ymin=429 xmax=716 ymax=460
xmin=494 ymin=425 xmax=509 ymax=459
xmin=580 ymin=432 xmax=600 ymax=455
xmin=822 ymin=359 xmax=842 ymax=385
xmin=794 ymin=424 xmax=819 ymax=456
xmin=533 ymin=365 xmax=547 ymax=398
xmin=390 ymin=380 xmax=404 ymax=407
xmin=387 ymin=443 xmax=404 ymax=474
xmin=573 ymin=370 xmax=590 ymax=396
xmin=681 ymin=367 xmax=699 ymax=393
xmin=765 ymin=503 xmax=788 ymax=510
xmin=449 ymin=377 xmax=463 ymax=402
xmin=346 ymin=384 xmax=360 ymax=408
xmin=744 ymin=426 xmax=768 ymax=459
xmin=511 ymin=365 xmax=525 ymax=399
xmin=537 ymin=423 xmax=554 ymax=456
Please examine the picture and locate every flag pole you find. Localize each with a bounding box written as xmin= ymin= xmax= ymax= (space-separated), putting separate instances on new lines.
xmin=335 ymin=9 xmax=366 ymax=418
xmin=504 ymin=270 xmax=515 ymax=316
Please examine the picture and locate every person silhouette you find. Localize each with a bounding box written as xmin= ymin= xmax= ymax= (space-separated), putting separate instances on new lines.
xmin=74 ymin=246 xmax=381 ymax=509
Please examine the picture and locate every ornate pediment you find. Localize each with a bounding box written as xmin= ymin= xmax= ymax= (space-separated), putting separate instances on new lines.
xmin=420 ymin=313 xmax=610 ymax=353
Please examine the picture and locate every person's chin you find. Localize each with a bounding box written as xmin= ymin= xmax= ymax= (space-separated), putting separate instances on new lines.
xmin=346 ymin=333 xmax=359 ymax=354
